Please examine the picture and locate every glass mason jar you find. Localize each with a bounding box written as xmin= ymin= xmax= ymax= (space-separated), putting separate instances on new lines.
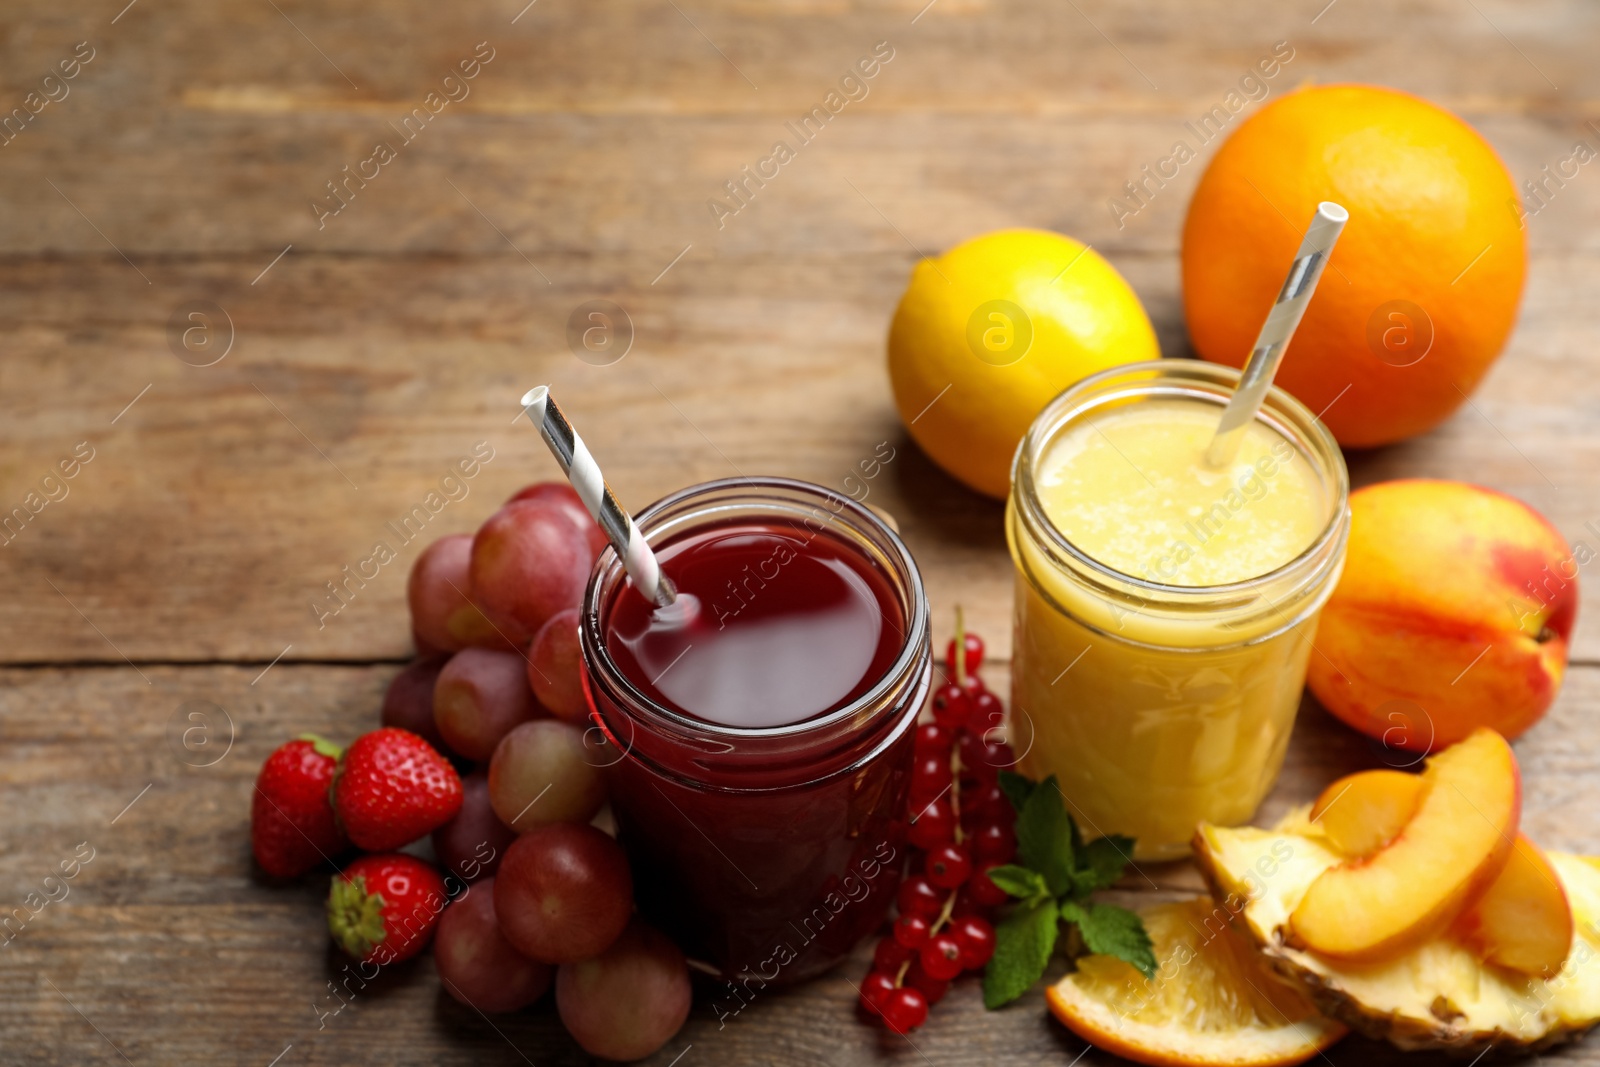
xmin=1006 ymin=361 xmax=1350 ymax=861
xmin=580 ymin=477 xmax=931 ymax=987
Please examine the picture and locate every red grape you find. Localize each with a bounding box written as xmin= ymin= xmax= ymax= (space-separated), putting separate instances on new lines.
xmin=527 ymin=608 xmax=586 ymax=724
xmin=505 ymin=482 xmax=608 ymax=558
xmin=896 ymin=875 xmax=944 ymax=920
xmin=433 ymin=648 xmax=538 ymax=760
xmin=880 ymin=986 xmax=928 ymax=1034
xmin=556 ymin=920 xmax=690 ymax=1061
xmin=952 ymin=914 xmax=996 ymax=969
xmin=945 ymin=631 xmax=984 ymax=678
xmin=493 ymin=823 xmax=632 ymax=963
xmin=432 ymin=771 xmax=516 ymax=883
xmin=435 ymin=878 xmax=552 ymax=1012
xmin=407 ymin=535 xmax=511 ymax=652
xmin=487 ymin=720 xmax=606 ymax=831
xmin=469 ymin=500 xmax=597 ymax=643
xmin=381 ymin=654 xmax=450 ymax=750
xmin=919 ymin=933 xmax=964 ymax=981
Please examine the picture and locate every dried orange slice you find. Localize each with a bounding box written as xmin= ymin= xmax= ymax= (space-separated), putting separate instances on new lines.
xmin=1047 ymin=898 xmax=1347 ymax=1067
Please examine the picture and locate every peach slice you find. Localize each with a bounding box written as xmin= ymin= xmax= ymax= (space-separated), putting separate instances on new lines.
xmin=1309 ymin=770 xmax=1425 ymax=858
xmin=1454 ymin=833 xmax=1573 ymax=977
xmin=1289 ymin=729 xmax=1520 ymax=961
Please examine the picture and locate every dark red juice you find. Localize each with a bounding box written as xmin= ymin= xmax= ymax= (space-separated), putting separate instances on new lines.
xmin=604 ymin=519 xmax=905 ymax=729
xmin=583 ymin=493 xmax=929 ymax=988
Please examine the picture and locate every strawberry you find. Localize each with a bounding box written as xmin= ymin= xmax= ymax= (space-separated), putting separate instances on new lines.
xmin=327 ymin=853 xmax=448 ymax=964
xmin=332 ymin=727 xmax=463 ymax=850
xmin=251 ymin=734 xmax=349 ymax=878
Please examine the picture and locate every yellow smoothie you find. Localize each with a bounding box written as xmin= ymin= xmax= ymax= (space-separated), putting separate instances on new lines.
xmin=1008 ymin=364 xmax=1348 ymax=860
xmin=1036 ymin=400 xmax=1323 ymax=587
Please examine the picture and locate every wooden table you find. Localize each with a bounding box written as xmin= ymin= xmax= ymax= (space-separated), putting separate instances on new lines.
xmin=3 ymin=1 xmax=1598 ymax=1063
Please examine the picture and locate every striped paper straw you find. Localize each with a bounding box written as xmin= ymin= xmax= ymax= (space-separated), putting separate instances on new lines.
xmin=1206 ymin=201 xmax=1348 ymax=467
xmin=520 ymin=386 xmax=676 ymax=607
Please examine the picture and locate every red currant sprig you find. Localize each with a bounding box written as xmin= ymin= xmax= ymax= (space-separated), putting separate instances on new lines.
xmin=860 ymin=609 xmax=1011 ymax=1035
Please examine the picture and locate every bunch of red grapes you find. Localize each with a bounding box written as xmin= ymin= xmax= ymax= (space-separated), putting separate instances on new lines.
xmin=394 ymin=483 xmax=694 ymax=1061
xmin=253 ymin=482 xmax=691 ymax=1062
xmin=860 ymin=616 xmax=1016 ymax=1034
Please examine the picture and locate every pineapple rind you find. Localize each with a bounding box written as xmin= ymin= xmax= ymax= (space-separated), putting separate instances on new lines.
xmin=1193 ymin=812 xmax=1600 ymax=1054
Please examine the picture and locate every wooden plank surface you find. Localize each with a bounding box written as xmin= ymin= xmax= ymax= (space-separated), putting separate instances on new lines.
xmin=3 ymin=0 xmax=1600 ymax=1063
xmin=4 ymin=661 xmax=1599 ymax=1067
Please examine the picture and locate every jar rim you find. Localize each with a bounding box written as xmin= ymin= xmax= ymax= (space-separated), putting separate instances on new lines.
xmin=1010 ymin=359 xmax=1351 ymax=602
xmin=580 ymin=475 xmax=931 ymax=741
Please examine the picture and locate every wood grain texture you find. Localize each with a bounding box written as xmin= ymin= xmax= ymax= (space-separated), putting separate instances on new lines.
xmin=3 ymin=0 xmax=1600 ymax=1062
xmin=3 ymin=661 xmax=1599 ymax=1066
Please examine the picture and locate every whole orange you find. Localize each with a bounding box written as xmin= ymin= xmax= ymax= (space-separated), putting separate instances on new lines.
xmin=1182 ymin=84 xmax=1526 ymax=447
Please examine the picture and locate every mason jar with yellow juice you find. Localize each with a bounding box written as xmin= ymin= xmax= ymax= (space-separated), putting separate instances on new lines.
xmin=1007 ymin=361 xmax=1349 ymax=860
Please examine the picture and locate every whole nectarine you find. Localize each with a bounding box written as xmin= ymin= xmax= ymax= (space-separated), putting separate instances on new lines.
xmin=1306 ymin=480 xmax=1575 ymax=751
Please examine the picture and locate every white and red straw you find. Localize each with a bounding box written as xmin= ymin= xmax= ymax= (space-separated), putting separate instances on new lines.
xmin=520 ymin=385 xmax=676 ymax=607
xmin=1206 ymin=201 xmax=1348 ymax=467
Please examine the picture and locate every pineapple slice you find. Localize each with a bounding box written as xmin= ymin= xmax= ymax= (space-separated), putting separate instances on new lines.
xmin=1194 ymin=810 xmax=1600 ymax=1052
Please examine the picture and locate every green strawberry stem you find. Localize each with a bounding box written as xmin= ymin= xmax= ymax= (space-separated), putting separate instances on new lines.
xmin=327 ymin=874 xmax=387 ymax=958
xmin=297 ymin=733 xmax=344 ymax=761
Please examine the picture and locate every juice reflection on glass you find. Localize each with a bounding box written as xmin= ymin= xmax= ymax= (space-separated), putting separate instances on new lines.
xmin=1007 ymin=361 xmax=1349 ymax=860
xmin=582 ymin=478 xmax=930 ymax=984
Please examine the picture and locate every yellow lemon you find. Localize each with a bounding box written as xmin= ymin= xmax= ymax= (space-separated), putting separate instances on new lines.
xmin=887 ymin=229 xmax=1159 ymax=498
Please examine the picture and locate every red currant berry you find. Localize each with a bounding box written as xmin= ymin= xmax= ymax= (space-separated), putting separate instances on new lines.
xmin=920 ymin=933 xmax=965 ymax=981
xmin=967 ymin=782 xmax=1013 ymax=822
xmin=952 ymin=915 xmax=997 ymax=969
xmin=958 ymin=732 xmax=1015 ymax=781
xmin=950 ymin=885 xmax=989 ymax=919
xmin=968 ymin=862 xmax=1013 ymax=907
xmin=972 ymin=821 xmax=1017 ymax=863
xmin=945 ymin=631 xmax=984 ymax=678
xmin=859 ymin=970 xmax=897 ymax=1016
xmin=970 ymin=690 xmax=1004 ymax=733
xmin=925 ymin=843 xmax=972 ymax=889
xmin=930 ymin=683 xmax=971 ymax=731
xmin=911 ymin=753 xmax=951 ymax=799
xmin=893 ymin=913 xmax=931 ymax=949
xmin=904 ymin=959 xmax=950 ymax=1005
xmin=881 ymin=986 xmax=929 ymax=1035
xmin=874 ymin=935 xmax=914 ymax=974
xmin=913 ymin=722 xmax=953 ymax=757
xmin=958 ymin=674 xmax=987 ymax=701
xmin=896 ymin=875 xmax=945 ymax=920
xmin=907 ymin=798 xmax=956 ymax=850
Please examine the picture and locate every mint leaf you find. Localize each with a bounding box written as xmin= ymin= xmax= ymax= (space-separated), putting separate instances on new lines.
xmin=1014 ymin=775 xmax=1074 ymax=896
xmin=1074 ymin=834 xmax=1136 ymax=895
xmin=984 ymin=864 xmax=1049 ymax=902
xmin=1060 ymin=900 xmax=1157 ymax=979
xmin=997 ymin=770 xmax=1036 ymax=814
xmin=982 ymin=899 xmax=1059 ymax=1009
